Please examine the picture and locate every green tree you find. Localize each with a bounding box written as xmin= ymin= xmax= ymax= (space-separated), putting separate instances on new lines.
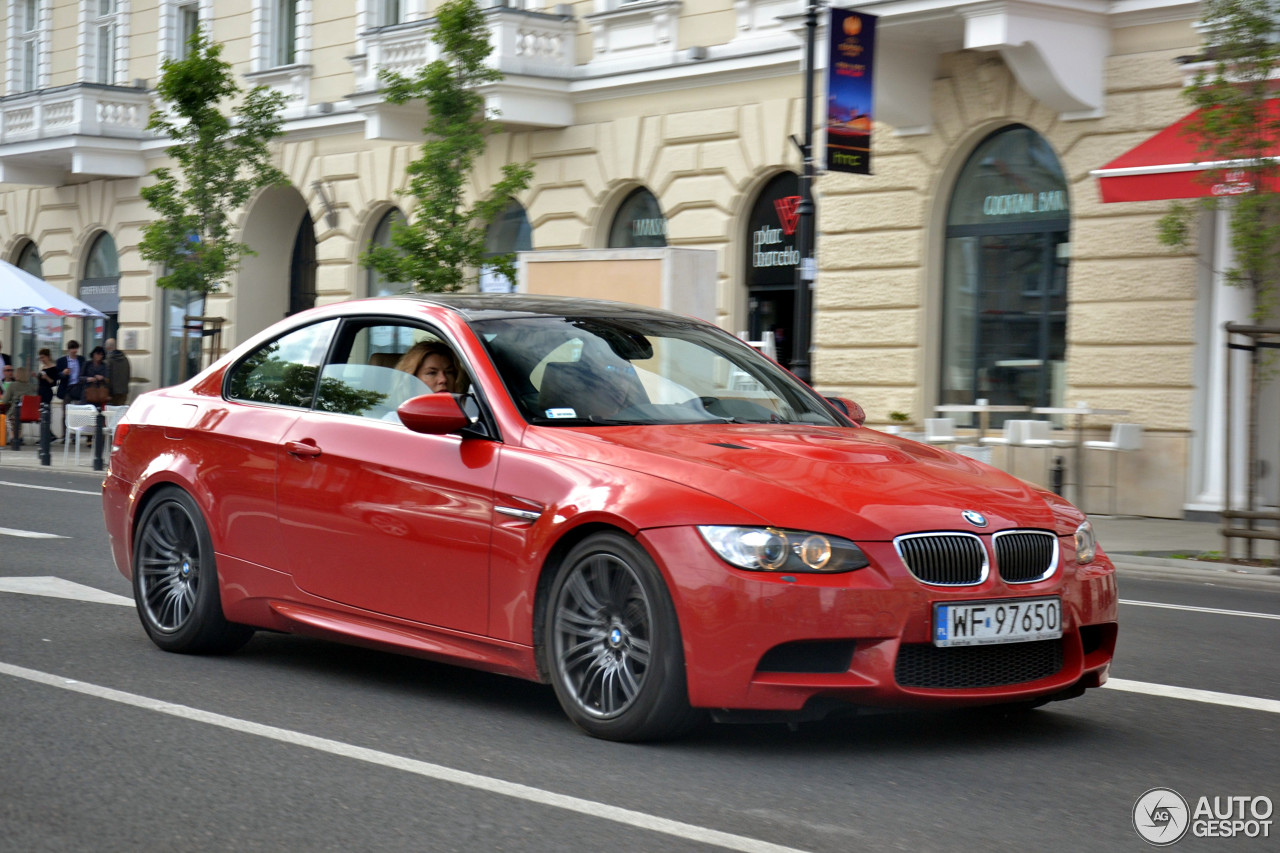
xmin=1157 ymin=0 xmax=1280 ymax=560
xmin=1158 ymin=0 xmax=1280 ymax=320
xmin=139 ymin=31 xmax=287 ymax=295
xmin=363 ymin=0 xmax=534 ymax=292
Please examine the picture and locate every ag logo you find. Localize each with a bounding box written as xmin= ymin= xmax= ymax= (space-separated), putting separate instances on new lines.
xmin=1134 ymin=787 xmax=1190 ymax=845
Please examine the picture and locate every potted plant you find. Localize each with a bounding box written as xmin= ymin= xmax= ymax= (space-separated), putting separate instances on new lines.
xmin=885 ymin=410 xmax=912 ymax=435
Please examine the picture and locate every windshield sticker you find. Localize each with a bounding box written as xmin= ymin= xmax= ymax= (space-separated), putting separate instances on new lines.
xmin=545 ymin=408 xmax=578 ymax=419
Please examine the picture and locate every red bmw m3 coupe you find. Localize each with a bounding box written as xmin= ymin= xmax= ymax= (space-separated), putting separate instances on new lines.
xmin=103 ymin=294 xmax=1117 ymax=741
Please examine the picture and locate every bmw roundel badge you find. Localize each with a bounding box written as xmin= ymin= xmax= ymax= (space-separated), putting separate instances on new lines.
xmin=961 ymin=510 xmax=988 ymax=528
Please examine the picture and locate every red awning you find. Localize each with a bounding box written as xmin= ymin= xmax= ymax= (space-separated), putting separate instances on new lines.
xmin=1092 ymin=102 xmax=1280 ymax=203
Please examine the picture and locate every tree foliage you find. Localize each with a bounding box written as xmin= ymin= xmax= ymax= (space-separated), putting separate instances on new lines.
xmin=1158 ymin=0 xmax=1280 ymax=319
xmin=363 ymin=0 xmax=534 ymax=293
xmin=139 ymin=31 xmax=287 ymax=294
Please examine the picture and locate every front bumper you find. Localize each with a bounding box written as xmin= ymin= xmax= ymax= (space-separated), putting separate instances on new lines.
xmin=639 ymin=526 xmax=1118 ymax=713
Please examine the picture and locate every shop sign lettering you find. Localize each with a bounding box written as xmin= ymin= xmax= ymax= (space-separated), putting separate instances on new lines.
xmin=982 ymin=191 xmax=1067 ymax=217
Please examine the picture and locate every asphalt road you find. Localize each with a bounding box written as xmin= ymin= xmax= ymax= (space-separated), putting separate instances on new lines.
xmin=1 ymin=466 xmax=1277 ymax=852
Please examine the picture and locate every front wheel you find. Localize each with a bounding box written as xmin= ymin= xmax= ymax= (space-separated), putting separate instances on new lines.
xmin=545 ymin=532 xmax=701 ymax=741
xmin=132 ymin=486 xmax=253 ymax=654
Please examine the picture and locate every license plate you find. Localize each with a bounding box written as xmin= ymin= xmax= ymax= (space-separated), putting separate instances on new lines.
xmin=933 ymin=597 xmax=1061 ymax=647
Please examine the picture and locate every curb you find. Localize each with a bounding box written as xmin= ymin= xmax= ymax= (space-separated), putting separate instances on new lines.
xmin=1111 ymin=554 xmax=1280 ymax=590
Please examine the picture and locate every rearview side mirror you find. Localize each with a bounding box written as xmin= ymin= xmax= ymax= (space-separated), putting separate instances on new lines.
xmin=826 ymin=396 xmax=866 ymax=426
xmin=398 ymin=393 xmax=471 ymax=434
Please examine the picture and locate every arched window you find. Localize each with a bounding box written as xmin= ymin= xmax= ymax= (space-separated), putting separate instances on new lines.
xmin=608 ymin=188 xmax=666 ymax=248
xmin=81 ymin=232 xmax=120 ymax=348
xmin=940 ymin=125 xmax=1070 ymax=420
xmin=16 ymin=240 xmax=41 ymax=277
xmin=480 ymin=199 xmax=531 ymax=293
xmin=366 ymin=208 xmax=408 ymax=297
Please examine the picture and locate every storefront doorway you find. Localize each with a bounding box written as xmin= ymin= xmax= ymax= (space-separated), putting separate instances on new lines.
xmin=744 ymin=172 xmax=801 ymax=369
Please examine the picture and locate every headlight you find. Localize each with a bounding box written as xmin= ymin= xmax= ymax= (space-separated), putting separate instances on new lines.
xmin=1075 ymin=520 xmax=1096 ymax=565
xmin=697 ymin=526 xmax=869 ymax=573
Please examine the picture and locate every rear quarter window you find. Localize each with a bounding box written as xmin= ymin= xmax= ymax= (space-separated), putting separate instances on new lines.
xmin=226 ymin=320 xmax=338 ymax=408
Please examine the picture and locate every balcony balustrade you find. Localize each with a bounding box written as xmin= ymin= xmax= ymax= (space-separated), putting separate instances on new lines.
xmin=0 ymin=83 xmax=152 ymax=184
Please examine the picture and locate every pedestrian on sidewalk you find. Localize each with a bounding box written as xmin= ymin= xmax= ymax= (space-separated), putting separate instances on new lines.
xmin=54 ymin=343 xmax=83 ymax=439
xmin=35 ymin=349 xmax=59 ymax=437
xmin=1 ymin=363 xmax=21 ymax=444
xmin=84 ymin=346 xmax=110 ymax=408
xmin=104 ymin=338 xmax=131 ymax=406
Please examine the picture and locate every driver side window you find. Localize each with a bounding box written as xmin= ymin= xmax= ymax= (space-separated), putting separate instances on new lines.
xmin=314 ymin=322 xmax=463 ymax=421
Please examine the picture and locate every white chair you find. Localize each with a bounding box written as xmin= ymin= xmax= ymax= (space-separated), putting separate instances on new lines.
xmin=923 ymin=417 xmax=958 ymax=448
xmin=105 ymin=405 xmax=129 ymax=448
xmin=63 ymin=404 xmax=101 ymax=466
xmin=1022 ymin=418 xmax=1076 ymax=449
xmin=1083 ymin=423 xmax=1144 ymax=515
xmin=1023 ymin=418 xmax=1077 ymax=488
xmin=980 ymin=419 xmax=1030 ymax=472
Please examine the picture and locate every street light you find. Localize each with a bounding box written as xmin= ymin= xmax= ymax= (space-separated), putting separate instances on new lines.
xmin=791 ymin=0 xmax=821 ymax=385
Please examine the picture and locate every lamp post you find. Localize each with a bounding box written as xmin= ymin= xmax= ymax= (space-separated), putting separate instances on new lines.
xmin=791 ymin=0 xmax=820 ymax=385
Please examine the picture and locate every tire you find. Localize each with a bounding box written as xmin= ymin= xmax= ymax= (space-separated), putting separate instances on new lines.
xmin=545 ymin=532 xmax=702 ymax=741
xmin=132 ymin=486 xmax=253 ymax=654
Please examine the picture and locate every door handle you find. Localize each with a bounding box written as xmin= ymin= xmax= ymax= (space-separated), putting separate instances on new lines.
xmin=285 ymin=440 xmax=322 ymax=458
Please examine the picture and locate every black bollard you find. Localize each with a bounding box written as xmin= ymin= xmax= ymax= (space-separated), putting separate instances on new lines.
xmin=1051 ymin=455 xmax=1065 ymax=496
xmin=93 ymin=406 xmax=106 ymax=471
xmin=39 ymin=400 xmax=52 ymax=466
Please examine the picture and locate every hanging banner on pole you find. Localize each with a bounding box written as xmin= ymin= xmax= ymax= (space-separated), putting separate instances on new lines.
xmin=826 ymin=8 xmax=876 ymax=174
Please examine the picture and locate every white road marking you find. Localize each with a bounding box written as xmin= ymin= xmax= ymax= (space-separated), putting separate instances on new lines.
xmin=0 ymin=479 xmax=101 ymax=497
xmin=1104 ymin=678 xmax=1280 ymax=714
xmin=0 ymin=577 xmax=132 ymax=606
xmin=0 ymin=661 xmax=813 ymax=853
xmin=0 ymin=527 xmax=69 ymax=540
xmin=1120 ymin=599 xmax=1280 ymax=621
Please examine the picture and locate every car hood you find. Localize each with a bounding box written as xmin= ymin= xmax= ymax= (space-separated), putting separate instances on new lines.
xmin=521 ymin=424 xmax=1060 ymax=540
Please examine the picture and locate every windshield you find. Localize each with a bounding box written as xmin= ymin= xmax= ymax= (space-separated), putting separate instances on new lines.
xmin=471 ymin=315 xmax=843 ymax=427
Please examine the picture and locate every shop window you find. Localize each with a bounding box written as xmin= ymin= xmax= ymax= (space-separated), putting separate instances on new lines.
xmin=366 ymin=208 xmax=408 ymax=297
xmin=608 ymin=188 xmax=666 ymax=248
xmin=81 ymin=232 xmax=120 ymax=349
xmin=161 ymin=286 xmax=205 ymax=386
xmin=939 ymin=125 xmax=1070 ymax=422
xmin=480 ymin=200 xmax=532 ymax=293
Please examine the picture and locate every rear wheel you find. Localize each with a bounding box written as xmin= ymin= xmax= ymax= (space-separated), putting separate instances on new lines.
xmin=546 ymin=532 xmax=701 ymax=741
xmin=132 ymin=486 xmax=253 ymax=654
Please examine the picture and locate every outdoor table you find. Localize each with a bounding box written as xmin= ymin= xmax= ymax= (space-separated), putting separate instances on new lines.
xmin=1031 ymin=405 xmax=1130 ymax=506
xmin=934 ymin=403 xmax=1030 ymax=442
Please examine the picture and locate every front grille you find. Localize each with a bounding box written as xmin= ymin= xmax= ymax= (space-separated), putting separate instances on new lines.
xmin=895 ymin=533 xmax=987 ymax=585
xmin=994 ymin=531 xmax=1058 ymax=583
xmin=894 ymin=639 xmax=1063 ymax=688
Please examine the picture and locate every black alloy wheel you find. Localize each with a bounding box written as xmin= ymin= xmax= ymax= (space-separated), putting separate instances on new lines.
xmin=132 ymin=486 xmax=253 ymax=654
xmin=546 ymin=532 xmax=701 ymax=741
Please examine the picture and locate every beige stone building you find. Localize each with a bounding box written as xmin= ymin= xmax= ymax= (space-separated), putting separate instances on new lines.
xmin=2 ymin=0 xmax=1273 ymax=520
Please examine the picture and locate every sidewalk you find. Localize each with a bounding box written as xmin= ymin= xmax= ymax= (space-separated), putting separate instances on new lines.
xmin=1 ymin=436 xmax=111 ymax=475
xmin=4 ymin=439 xmax=1277 ymax=586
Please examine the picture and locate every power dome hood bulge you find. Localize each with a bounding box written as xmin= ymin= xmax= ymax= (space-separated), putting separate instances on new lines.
xmin=521 ymin=424 xmax=1058 ymax=540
